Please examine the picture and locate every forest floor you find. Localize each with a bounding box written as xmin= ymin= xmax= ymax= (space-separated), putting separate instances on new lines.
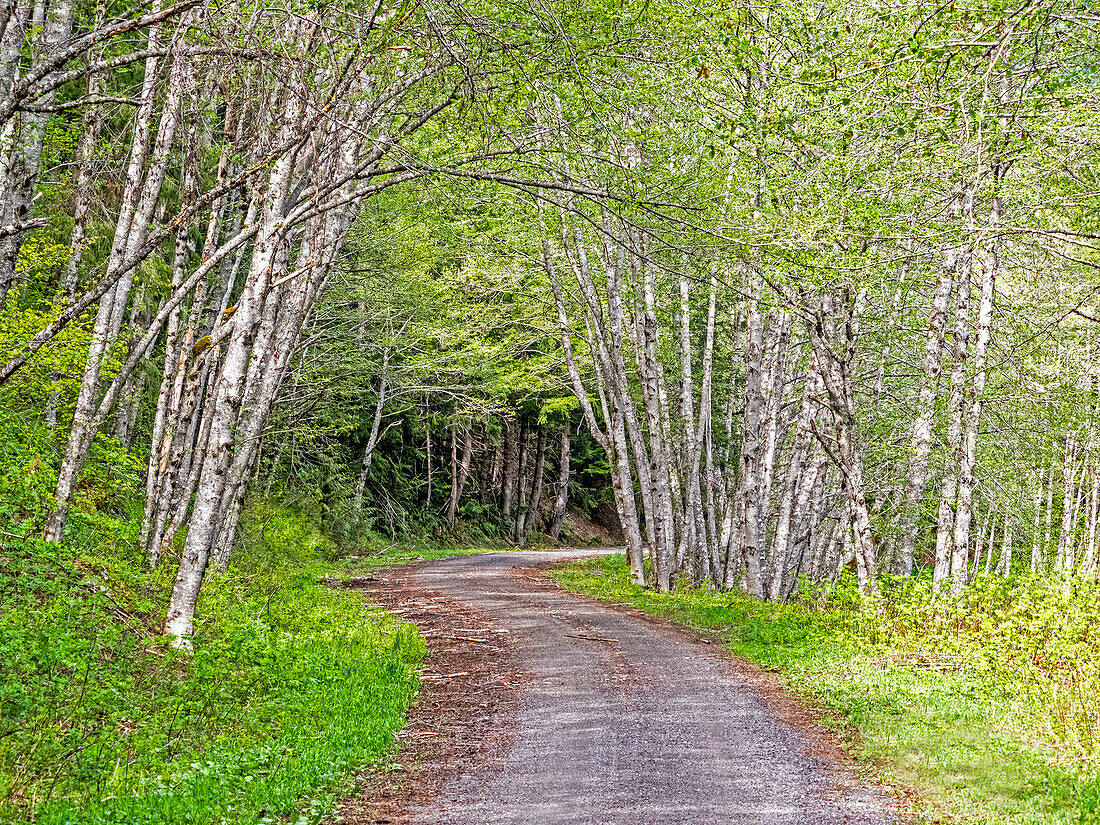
xmin=336 ymin=549 xmax=901 ymax=824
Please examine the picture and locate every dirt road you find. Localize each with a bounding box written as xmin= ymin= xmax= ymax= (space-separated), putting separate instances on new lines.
xmin=390 ymin=549 xmax=898 ymax=824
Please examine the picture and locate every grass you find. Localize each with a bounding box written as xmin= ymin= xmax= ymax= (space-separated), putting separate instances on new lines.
xmin=552 ymin=554 xmax=1100 ymax=825
xmin=0 ymin=411 xmax=431 ymax=825
xmin=338 ymin=542 xmax=500 ymax=576
xmin=0 ymin=526 xmax=426 ymax=825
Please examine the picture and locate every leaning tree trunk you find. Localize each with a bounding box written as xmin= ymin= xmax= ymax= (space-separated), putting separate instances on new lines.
xmin=163 ymin=106 xmax=299 ymax=645
xmin=44 ymin=26 xmax=186 ymax=541
xmin=353 ymin=349 xmax=391 ymax=510
xmin=62 ymin=0 xmax=105 ymax=298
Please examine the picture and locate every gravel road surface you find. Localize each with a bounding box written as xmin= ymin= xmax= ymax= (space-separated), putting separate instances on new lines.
xmin=406 ymin=549 xmax=898 ymax=825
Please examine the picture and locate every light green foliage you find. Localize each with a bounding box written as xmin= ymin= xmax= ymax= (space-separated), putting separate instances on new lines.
xmin=262 ymin=183 xmax=582 ymax=540
xmin=553 ymin=555 xmax=1100 ymax=824
xmin=0 ymin=411 xmax=58 ymax=533
xmin=13 ymin=236 xmax=70 ymax=282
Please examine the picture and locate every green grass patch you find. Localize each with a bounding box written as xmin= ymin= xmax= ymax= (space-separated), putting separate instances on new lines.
xmin=337 ymin=541 xmax=500 ymax=576
xmin=552 ymin=554 xmax=1100 ymax=825
xmin=0 ymin=414 xmax=428 ymax=825
xmin=0 ymin=530 xmax=425 ymax=825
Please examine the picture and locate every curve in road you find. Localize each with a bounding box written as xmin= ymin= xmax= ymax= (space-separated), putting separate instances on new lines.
xmin=407 ymin=549 xmax=898 ymax=825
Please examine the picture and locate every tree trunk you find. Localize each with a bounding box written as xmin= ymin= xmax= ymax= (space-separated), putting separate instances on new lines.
xmin=933 ymin=249 xmax=972 ymax=586
xmin=731 ymin=270 xmax=765 ymax=597
xmin=996 ymin=516 xmax=1013 ymax=576
xmin=810 ymin=293 xmax=878 ymax=595
xmin=756 ymin=313 xmax=792 ymax=576
xmin=353 ymin=349 xmax=390 ymax=510
xmin=549 ymin=425 xmax=570 ymax=539
xmin=519 ymin=425 xmax=547 ymax=546
xmin=446 ymin=425 xmax=473 ymax=526
xmin=1031 ymin=462 xmax=1047 ymax=573
xmin=0 ymin=0 xmax=72 ymax=301
xmin=950 ymin=223 xmax=998 ymax=593
xmin=769 ymin=356 xmax=821 ymax=600
xmin=895 ymin=261 xmax=954 ymax=576
xmin=164 ymin=94 xmax=300 ymax=645
xmin=1056 ymin=434 xmax=1078 ymax=578
xmin=62 ymin=0 xmax=106 ymax=298
xmin=44 ymin=25 xmax=187 ymax=542
xmin=502 ymin=415 xmax=519 ymax=520
xmin=1085 ymin=471 xmax=1099 ymax=577
xmin=1042 ymin=456 xmax=1055 ymax=573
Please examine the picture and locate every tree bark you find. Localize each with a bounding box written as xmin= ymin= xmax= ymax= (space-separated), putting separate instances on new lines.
xmin=932 ymin=246 xmax=972 ymax=586
xmin=446 ymin=425 xmax=474 ymax=526
xmin=769 ymin=355 xmax=820 ymax=600
xmin=1031 ymin=462 xmax=1047 ymax=573
xmin=519 ymin=424 xmax=547 ymax=546
xmin=44 ymin=22 xmax=187 ymax=541
xmin=810 ymin=292 xmax=878 ymax=595
xmin=950 ymin=209 xmax=999 ymax=594
xmin=549 ymin=425 xmax=570 ymax=539
xmin=502 ymin=415 xmax=519 ymax=520
xmin=895 ymin=260 xmax=954 ymax=576
xmin=731 ymin=269 xmax=765 ymax=597
xmin=353 ymin=348 xmax=390 ymax=510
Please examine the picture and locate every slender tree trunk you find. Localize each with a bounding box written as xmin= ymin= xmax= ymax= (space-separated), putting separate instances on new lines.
xmin=513 ymin=419 xmax=531 ymax=536
xmin=446 ymin=425 xmax=473 ymax=526
xmin=424 ymin=424 xmax=432 ymax=509
xmin=1031 ymin=462 xmax=1047 ymax=573
xmin=1043 ymin=456 xmax=1055 ymax=573
xmin=996 ymin=516 xmax=1013 ymax=576
xmin=785 ymin=447 xmax=829 ymax=598
xmin=1056 ymin=434 xmax=1078 ymax=578
xmin=933 ymin=247 xmax=973 ymax=586
xmin=549 ymin=425 xmax=570 ymax=539
xmin=630 ymin=248 xmax=675 ymax=586
xmin=0 ymin=0 xmax=72 ymax=300
xmin=502 ymin=415 xmax=519 ymax=520
xmin=769 ymin=356 xmax=818 ymax=600
xmin=756 ymin=313 xmax=791 ymax=572
xmin=62 ymin=0 xmax=105 ymax=298
xmin=164 ymin=99 xmax=299 ymax=645
xmin=811 ymin=293 xmax=878 ymax=595
xmin=895 ymin=261 xmax=954 ymax=576
xmin=950 ymin=190 xmax=999 ymax=593
xmin=353 ymin=349 xmax=390 ymax=510
xmin=731 ymin=270 xmax=765 ymax=596
xmin=45 ymin=24 xmax=188 ymax=541
xmin=519 ymin=425 xmax=547 ymax=546
xmin=982 ymin=514 xmax=997 ymax=577
xmin=1085 ymin=470 xmax=1099 ymax=577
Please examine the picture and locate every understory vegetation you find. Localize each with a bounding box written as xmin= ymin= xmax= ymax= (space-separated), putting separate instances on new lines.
xmin=0 ymin=411 xmax=427 ymax=825
xmin=553 ymin=554 xmax=1100 ymax=825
